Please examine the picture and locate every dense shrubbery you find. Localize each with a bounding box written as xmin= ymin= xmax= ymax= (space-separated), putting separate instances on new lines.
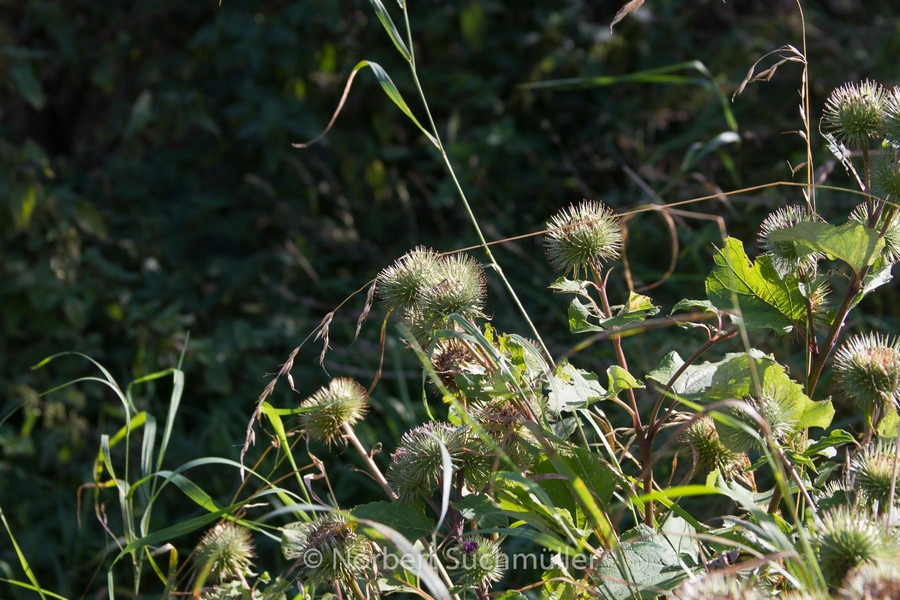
xmin=4 ymin=1 xmax=900 ymax=599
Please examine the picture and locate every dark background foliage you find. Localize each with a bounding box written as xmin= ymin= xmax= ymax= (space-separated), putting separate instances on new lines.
xmin=2 ymin=0 xmax=899 ymax=596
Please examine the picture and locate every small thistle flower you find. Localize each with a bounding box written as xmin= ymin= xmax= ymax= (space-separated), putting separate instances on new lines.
xmin=282 ymin=512 xmax=373 ymax=586
xmin=833 ymin=333 xmax=900 ymax=418
xmin=377 ymin=247 xmax=444 ymax=313
xmin=671 ymin=571 xmax=764 ymax=600
xmin=544 ymin=200 xmax=623 ymax=278
xmin=851 ymin=440 xmax=900 ymax=513
xmin=447 ymin=536 xmax=506 ymax=588
xmin=299 ymin=378 xmax=369 ymax=446
xmin=814 ymin=507 xmax=899 ymax=587
xmin=193 ymin=522 xmax=256 ymax=584
xmin=717 ymin=391 xmax=801 ymax=453
xmin=758 ymin=205 xmax=825 ymax=276
xmin=680 ymin=416 xmax=745 ymax=478
xmin=883 ymin=86 xmax=900 ymax=147
xmin=869 ymin=149 xmax=900 ymax=201
xmin=823 ymin=80 xmax=886 ymax=149
xmin=839 ymin=560 xmax=900 ymax=600
xmin=850 ymin=203 xmax=900 ymax=264
xmin=387 ymin=422 xmax=491 ymax=500
xmin=418 ymin=253 xmax=486 ymax=325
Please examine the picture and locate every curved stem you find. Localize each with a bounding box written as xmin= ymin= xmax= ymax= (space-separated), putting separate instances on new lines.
xmin=343 ymin=424 xmax=398 ymax=500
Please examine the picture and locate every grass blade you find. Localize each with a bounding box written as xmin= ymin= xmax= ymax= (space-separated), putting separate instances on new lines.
xmin=0 ymin=505 xmax=50 ymax=600
xmin=367 ymin=0 xmax=411 ymax=60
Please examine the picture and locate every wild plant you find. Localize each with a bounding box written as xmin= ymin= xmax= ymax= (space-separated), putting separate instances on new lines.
xmin=6 ymin=2 xmax=900 ymax=600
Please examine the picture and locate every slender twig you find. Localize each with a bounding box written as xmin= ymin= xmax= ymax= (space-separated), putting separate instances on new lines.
xmin=343 ymin=424 xmax=398 ymax=500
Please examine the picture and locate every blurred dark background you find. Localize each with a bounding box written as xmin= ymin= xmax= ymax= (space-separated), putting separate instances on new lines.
xmin=2 ymin=0 xmax=899 ymax=597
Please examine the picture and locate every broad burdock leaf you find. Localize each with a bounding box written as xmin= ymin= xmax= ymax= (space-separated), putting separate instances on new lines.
xmin=566 ymin=291 xmax=659 ymax=334
xmin=705 ymin=238 xmax=807 ymax=333
xmin=607 ymin=365 xmax=643 ymax=397
xmin=595 ymin=524 xmax=692 ymax=599
xmin=610 ymin=0 xmax=645 ymax=33
xmin=547 ymin=361 xmax=606 ymax=413
xmin=351 ymin=501 xmax=434 ymax=542
xmin=767 ymin=221 xmax=884 ymax=275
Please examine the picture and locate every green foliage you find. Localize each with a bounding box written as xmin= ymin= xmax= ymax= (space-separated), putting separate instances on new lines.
xmin=6 ymin=2 xmax=900 ymax=600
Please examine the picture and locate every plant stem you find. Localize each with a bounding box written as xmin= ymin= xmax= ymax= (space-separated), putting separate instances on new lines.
xmin=400 ymin=4 xmax=553 ymax=366
xmin=806 ymin=270 xmax=864 ymax=397
xmin=343 ymin=424 xmax=399 ymax=500
xmin=591 ymin=267 xmax=653 ymax=524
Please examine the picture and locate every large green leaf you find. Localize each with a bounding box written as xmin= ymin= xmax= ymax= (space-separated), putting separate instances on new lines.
xmin=706 ymin=237 xmax=807 ymax=333
xmin=768 ymin=221 xmax=884 ymax=275
xmin=566 ymin=291 xmax=659 ymax=334
xmin=595 ymin=524 xmax=693 ymax=599
xmin=352 ymin=501 xmax=434 ymax=542
xmin=546 ymin=361 xmax=606 ymax=412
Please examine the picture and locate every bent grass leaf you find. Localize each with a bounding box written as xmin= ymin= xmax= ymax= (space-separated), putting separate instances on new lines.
xmin=706 ymin=237 xmax=806 ymax=333
xmin=294 ymin=61 xmax=437 ymax=149
xmin=767 ymin=221 xmax=883 ymax=275
xmin=367 ymin=0 xmax=411 ymax=60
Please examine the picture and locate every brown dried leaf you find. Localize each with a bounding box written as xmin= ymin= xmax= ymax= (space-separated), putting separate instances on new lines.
xmin=610 ymin=0 xmax=645 ymax=33
xmin=355 ymin=280 xmax=377 ymax=341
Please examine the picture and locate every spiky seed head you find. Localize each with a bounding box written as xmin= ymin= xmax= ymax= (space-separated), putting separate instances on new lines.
xmin=281 ymin=512 xmax=373 ymax=586
xmin=817 ymin=480 xmax=859 ymax=512
xmin=418 ymin=253 xmax=486 ymax=325
xmin=430 ymin=339 xmax=476 ymax=393
xmin=377 ymin=247 xmax=444 ymax=313
xmin=470 ymin=399 xmax=536 ymax=470
xmin=544 ymin=200 xmax=623 ymax=278
xmin=833 ymin=333 xmax=900 ymax=418
xmin=884 ymin=87 xmax=900 ymax=147
xmin=680 ymin=416 xmax=745 ymax=478
xmin=851 ymin=440 xmax=900 ymax=513
xmin=200 ymin=582 xmax=245 ymax=600
xmin=193 ymin=522 xmax=256 ymax=584
xmin=299 ymin=378 xmax=369 ymax=445
xmin=840 ymin=560 xmax=900 ymax=600
xmin=814 ymin=507 xmax=899 ymax=587
xmin=823 ymin=80 xmax=886 ymax=149
xmin=757 ymin=205 xmax=825 ymax=276
xmin=717 ymin=391 xmax=801 ymax=453
xmin=850 ymin=203 xmax=900 ymax=264
xmin=671 ymin=571 xmax=765 ymax=600
xmin=870 ymin=150 xmax=900 ymax=201
xmin=448 ymin=536 xmax=507 ymax=588
xmin=387 ymin=422 xmax=491 ymax=500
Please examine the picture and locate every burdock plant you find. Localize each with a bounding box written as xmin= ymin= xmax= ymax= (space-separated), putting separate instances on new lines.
xmin=814 ymin=507 xmax=899 ymax=587
xmin=282 ymin=512 xmax=374 ymax=591
xmin=193 ymin=522 xmax=256 ymax=586
xmin=758 ymin=205 xmax=824 ymax=276
xmin=833 ymin=333 xmax=900 ymax=427
xmin=299 ymin=377 xmax=369 ymax=446
xmin=680 ymin=416 xmax=746 ymax=478
xmin=850 ymin=203 xmax=900 ymax=264
xmin=851 ymin=440 xmax=900 ymax=513
xmin=823 ymin=80 xmax=886 ymax=149
xmin=447 ymin=536 xmax=506 ymax=589
xmin=543 ymin=199 xmax=623 ymax=278
xmin=839 ymin=560 xmax=900 ymax=600
xmin=883 ymin=86 xmax=900 ymax=147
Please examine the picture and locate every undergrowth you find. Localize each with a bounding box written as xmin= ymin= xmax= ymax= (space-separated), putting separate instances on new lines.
xmin=4 ymin=2 xmax=900 ymax=599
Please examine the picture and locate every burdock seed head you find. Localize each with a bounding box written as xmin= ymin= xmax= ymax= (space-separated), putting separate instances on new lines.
xmin=823 ymin=80 xmax=886 ymax=149
xmin=680 ymin=416 xmax=745 ymax=478
xmin=387 ymin=421 xmax=490 ymax=501
xmin=840 ymin=560 xmax=900 ymax=600
xmin=758 ymin=205 xmax=825 ymax=276
xmin=544 ymin=199 xmax=623 ymax=278
xmin=281 ymin=512 xmax=373 ymax=587
xmin=418 ymin=253 xmax=486 ymax=325
xmin=449 ymin=536 xmax=507 ymax=589
xmin=193 ymin=522 xmax=256 ymax=584
xmin=833 ymin=333 xmax=900 ymax=418
xmin=870 ymin=149 xmax=900 ymax=202
xmin=850 ymin=203 xmax=900 ymax=264
xmin=671 ymin=571 xmax=764 ymax=600
xmin=814 ymin=507 xmax=899 ymax=587
xmin=717 ymin=391 xmax=801 ymax=454
xmin=299 ymin=378 xmax=369 ymax=445
xmin=883 ymin=86 xmax=900 ymax=147
xmin=851 ymin=440 xmax=899 ymax=512
xmin=377 ymin=246 xmax=444 ymax=313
